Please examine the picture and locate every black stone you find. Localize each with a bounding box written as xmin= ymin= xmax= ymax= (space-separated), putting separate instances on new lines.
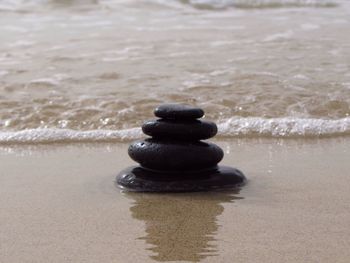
xmin=116 ymin=165 xmax=246 ymax=192
xmin=142 ymin=119 xmax=217 ymax=140
xmin=154 ymin=104 xmax=204 ymax=120
xmin=116 ymin=103 xmax=247 ymax=192
xmin=128 ymin=139 xmax=223 ymax=171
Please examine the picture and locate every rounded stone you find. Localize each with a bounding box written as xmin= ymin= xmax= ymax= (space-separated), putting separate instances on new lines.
xmin=128 ymin=139 xmax=223 ymax=171
xmin=154 ymin=104 xmax=204 ymax=120
xmin=142 ymin=119 xmax=217 ymax=140
xmin=116 ymin=165 xmax=246 ymax=192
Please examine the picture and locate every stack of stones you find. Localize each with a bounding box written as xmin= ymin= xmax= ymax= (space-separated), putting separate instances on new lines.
xmin=130 ymin=104 xmax=223 ymax=171
xmin=117 ymin=104 xmax=246 ymax=192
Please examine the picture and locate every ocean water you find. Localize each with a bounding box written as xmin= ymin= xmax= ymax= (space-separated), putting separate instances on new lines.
xmin=0 ymin=0 xmax=350 ymax=143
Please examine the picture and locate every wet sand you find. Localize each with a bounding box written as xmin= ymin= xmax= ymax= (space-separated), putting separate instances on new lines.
xmin=1 ymin=139 xmax=350 ymax=262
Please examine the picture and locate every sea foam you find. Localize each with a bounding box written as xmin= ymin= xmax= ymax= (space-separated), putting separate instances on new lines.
xmin=218 ymin=117 xmax=350 ymax=137
xmin=0 ymin=117 xmax=349 ymax=144
xmin=0 ymin=128 xmax=142 ymax=144
xmin=176 ymin=0 xmax=337 ymax=9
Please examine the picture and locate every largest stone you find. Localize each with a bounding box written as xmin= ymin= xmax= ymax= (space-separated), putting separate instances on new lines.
xmin=117 ymin=165 xmax=246 ymax=192
xmin=128 ymin=139 xmax=224 ymax=171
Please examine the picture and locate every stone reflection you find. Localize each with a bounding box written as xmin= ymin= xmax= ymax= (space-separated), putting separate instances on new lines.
xmin=128 ymin=191 xmax=242 ymax=262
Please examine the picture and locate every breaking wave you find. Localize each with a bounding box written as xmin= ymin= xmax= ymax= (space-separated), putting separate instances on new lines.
xmin=0 ymin=128 xmax=142 ymax=144
xmin=176 ymin=0 xmax=337 ymax=9
xmin=0 ymin=117 xmax=349 ymax=144
xmin=217 ymin=117 xmax=350 ymax=137
xmin=0 ymin=0 xmax=338 ymax=13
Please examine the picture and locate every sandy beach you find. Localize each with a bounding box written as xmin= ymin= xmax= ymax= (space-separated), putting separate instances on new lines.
xmin=1 ymin=0 xmax=350 ymax=262
xmin=1 ymin=138 xmax=349 ymax=262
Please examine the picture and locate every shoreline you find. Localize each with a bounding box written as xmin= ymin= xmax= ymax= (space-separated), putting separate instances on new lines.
xmin=1 ymin=115 xmax=350 ymax=145
xmin=1 ymin=138 xmax=350 ymax=262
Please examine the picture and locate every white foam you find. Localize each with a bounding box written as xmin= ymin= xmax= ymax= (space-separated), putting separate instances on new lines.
xmin=0 ymin=117 xmax=350 ymax=144
xmin=218 ymin=117 xmax=350 ymax=137
xmin=300 ymin=23 xmax=320 ymax=31
xmin=0 ymin=0 xmax=339 ymax=13
xmin=0 ymin=70 xmax=9 ymax=77
xmin=176 ymin=0 xmax=337 ymax=9
xmin=0 ymin=128 xmax=142 ymax=144
xmin=263 ymin=30 xmax=294 ymax=42
xmin=29 ymin=78 xmax=60 ymax=86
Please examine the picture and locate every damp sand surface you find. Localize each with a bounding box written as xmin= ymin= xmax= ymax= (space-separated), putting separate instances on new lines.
xmin=1 ymin=138 xmax=350 ymax=262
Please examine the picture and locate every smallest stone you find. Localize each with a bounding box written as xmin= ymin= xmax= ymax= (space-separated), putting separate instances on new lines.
xmin=154 ymin=104 xmax=204 ymax=120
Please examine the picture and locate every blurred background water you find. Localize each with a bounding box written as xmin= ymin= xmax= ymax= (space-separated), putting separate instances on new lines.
xmin=0 ymin=0 xmax=349 ymax=142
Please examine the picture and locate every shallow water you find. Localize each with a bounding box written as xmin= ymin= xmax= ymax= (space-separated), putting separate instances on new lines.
xmin=0 ymin=0 xmax=350 ymax=142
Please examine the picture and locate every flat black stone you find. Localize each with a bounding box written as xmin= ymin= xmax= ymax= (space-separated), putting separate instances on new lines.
xmin=128 ymin=139 xmax=223 ymax=171
xmin=142 ymin=119 xmax=217 ymax=140
xmin=154 ymin=104 xmax=204 ymax=120
xmin=116 ymin=165 xmax=246 ymax=192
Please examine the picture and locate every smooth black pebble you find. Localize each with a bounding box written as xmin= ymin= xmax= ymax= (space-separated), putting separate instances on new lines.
xmin=142 ymin=119 xmax=217 ymax=140
xmin=154 ymin=104 xmax=204 ymax=120
xmin=128 ymin=139 xmax=224 ymax=171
